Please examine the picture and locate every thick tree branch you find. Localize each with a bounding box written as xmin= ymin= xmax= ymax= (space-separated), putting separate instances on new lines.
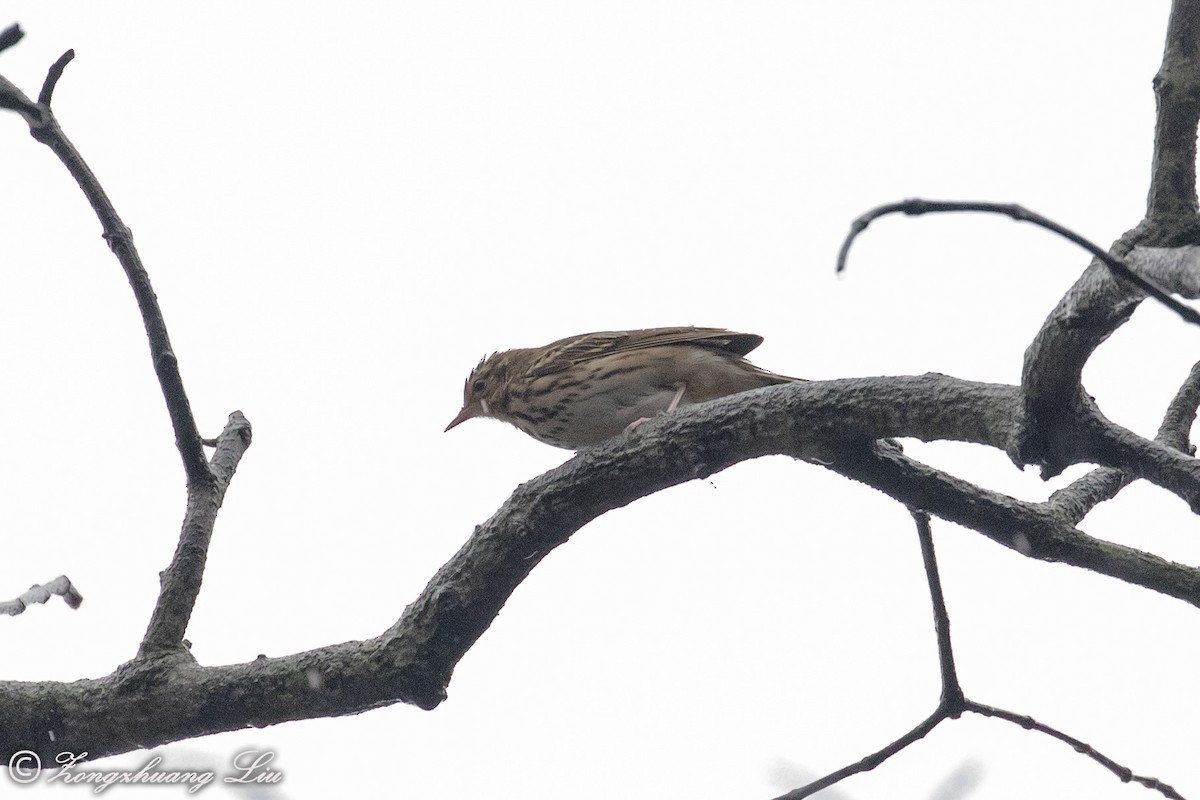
xmin=0 ymin=376 xmax=1195 ymax=762
xmin=828 ymin=441 xmax=1200 ymax=605
xmin=0 ymin=67 xmax=41 ymax=123
xmin=138 ymin=412 xmax=252 ymax=657
xmin=1157 ymin=358 xmax=1200 ymax=452
xmin=1018 ymin=243 xmax=1200 ymax=477
xmin=833 ymin=0 xmax=1200 ymax=483
xmin=385 ymin=377 xmax=1200 ymax=708
xmin=1 ymin=14 xmax=1196 ymax=792
xmin=1048 ymin=358 xmax=1200 ymax=523
xmin=1148 ymin=0 xmax=1200 ymax=226
xmin=1016 ymin=0 xmax=1200 ymax=477
xmin=0 ymin=638 xmax=440 ymax=762
xmin=836 ymin=196 xmax=1200 ymax=478
xmin=1057 ymin=393 xmax=1200 ymax=511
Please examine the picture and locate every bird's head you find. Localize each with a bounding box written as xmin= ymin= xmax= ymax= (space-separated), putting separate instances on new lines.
xmin=445 ymin=351 xmax=515 ymax=432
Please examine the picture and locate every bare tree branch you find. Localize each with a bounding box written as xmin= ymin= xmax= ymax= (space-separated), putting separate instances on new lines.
xmin=2 ymin=53 xmax=210 ymax=485
xmin=966 ymin=702 xmax=1184 ymax=799
xmin=1 ymin=9 xmax=1197 ymax=793
xmin=1131 ymin=245 xmax=1200 ymax=298
xmin=37 ymin=49 xmax=73 ymax=107
xmin=0 ymin=23 xmax=22 ymax=54
xmin=1012 ymin=0 xmax=1200 ymax=478
xmin=0 ymin=71 xmax=42 ymax=123
xmin=1059 ymin=392 xmax=1200 ymax=511
xmin=1156 ymin=358 xmax=1200 ymax=452
xmin=834 ymin=195 xmax=1200 ymax=481
xmin=780 ymin=512 xmax=1182 ymax=799
xmin=1045 ymin=470 xmax=1131 ymax=526
xmin=0 ymin=576 xmax=83 ymax=617
xmin=1148 ymin=0 xmax=1200 ymax=226
xmin=1 ymin=45 xmax=254 ymax=657
xmin=774 ymin=510 xmax=963 ymax=799
xmin=0 ymin=370 xmax=1191 ymax=761
xmin=0 ymin=637 xmax=439 ymax=762
xmin=774 ymin=708 xmax=946 ymax=799
xmin=383 ymin=377 xmax=1200 ymax=713
xmin=137 ymin=412 xmax=252 ymax=657
xmin=826 ymin=440 xmax=1200 ymax=606
xmin=1048 ymin=358 xmax=1200 ymax=523
xmin=836 ymin=199 xmax=1200 ymax=327
xmin=911 ymin=510 xmax=962 ymax=706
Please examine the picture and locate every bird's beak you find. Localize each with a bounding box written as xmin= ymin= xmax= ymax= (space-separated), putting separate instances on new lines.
xmin=445 ymin=403 xmax=480 ymax=432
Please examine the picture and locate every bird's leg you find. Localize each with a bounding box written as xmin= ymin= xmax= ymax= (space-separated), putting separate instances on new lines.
xmin=665 ymin=384 xmax=686 ymax=412
xmin=624 ymin=385 xmax=687 ymax=434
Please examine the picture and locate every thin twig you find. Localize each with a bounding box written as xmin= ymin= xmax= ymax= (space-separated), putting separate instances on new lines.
xmin=780 ymin=505 xmax=1183 ymax=799
xmin=38 ymin=49 xmax=74 ymax=106
xmin=2 ymin=58 xmax=210 ymax=483
xmin=836 ymin=199 xmax=1200 ymax=327
xmin=772 ymin=709 xmax=946 ymax=800
xmin=911 ymin=510 xmax=964 ymax=708
xmin=967 ymin=702 xmax=1185 ymax=799
xmin=927 ymin=489 xmax=1182 ymax=797
xmin=775 ymin=510 xmax=963 ymax=799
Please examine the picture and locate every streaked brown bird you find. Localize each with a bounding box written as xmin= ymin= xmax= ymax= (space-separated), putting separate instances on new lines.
xmin=445 ymin=326 xmax=803 ymax=449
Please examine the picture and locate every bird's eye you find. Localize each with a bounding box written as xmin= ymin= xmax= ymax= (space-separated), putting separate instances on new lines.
xmin=472 ymin=379 xmax=486 ymax=393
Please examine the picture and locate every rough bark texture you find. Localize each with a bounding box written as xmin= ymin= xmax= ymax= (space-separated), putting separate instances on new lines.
xmin=1 ymin=0 xmax=1199 ymax=776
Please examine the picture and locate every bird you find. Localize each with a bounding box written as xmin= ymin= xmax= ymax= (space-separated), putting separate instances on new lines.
xmin=445 ymin=326 xmax=803 ymax=449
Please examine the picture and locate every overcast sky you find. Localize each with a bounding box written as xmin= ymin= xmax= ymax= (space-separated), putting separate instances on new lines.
xmin=2 ymin=3 xmax=1196 ymax=799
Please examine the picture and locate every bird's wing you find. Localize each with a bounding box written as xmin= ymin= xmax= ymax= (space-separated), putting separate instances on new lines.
xmin=529 ymin=327 xmax=764 ymax=376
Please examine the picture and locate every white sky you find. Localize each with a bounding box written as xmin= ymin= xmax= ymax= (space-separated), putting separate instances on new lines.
xmin=2 ymin=2 xmax=1197 ymax=799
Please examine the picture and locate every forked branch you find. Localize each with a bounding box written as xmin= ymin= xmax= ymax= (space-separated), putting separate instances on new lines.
xmin=776 ymin=511 xmax=1182 ymax=800
xmin=1047 ymin=358 xmax=1200 ymax=523
xmin=0 ymin=35 xmax=252 ymax=656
